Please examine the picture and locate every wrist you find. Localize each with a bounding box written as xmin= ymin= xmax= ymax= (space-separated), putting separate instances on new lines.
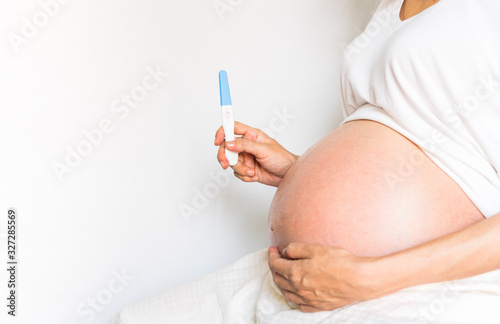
xmin=287 ymin=152 xmax=299 ymax=169
xmin=279 ymin=152 xmax=299 ymax=179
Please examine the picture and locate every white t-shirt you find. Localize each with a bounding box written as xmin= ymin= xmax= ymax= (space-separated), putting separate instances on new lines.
xmin=340 ymin=0 xmax=500 ymax=217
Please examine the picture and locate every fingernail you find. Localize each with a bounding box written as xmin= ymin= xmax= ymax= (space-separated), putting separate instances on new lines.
xmin=220 ymin=161 xmax=225 ymax=168
xmin=246 ymin=170 xmax=254 ymax=176
xmin=282 ymin=247 xmax=287 ymax=256
xmin=226 ymin=140 xmax=235 ymax=148
xmin=252 ymin=176 xmax=259 ymax=181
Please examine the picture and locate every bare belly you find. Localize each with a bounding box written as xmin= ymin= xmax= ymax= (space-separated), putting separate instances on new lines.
xmin=268 ymin=120 xmax=484 ymax=257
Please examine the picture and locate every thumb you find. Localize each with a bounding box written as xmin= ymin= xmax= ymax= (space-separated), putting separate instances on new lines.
xmin=225 ymin=137 xmax=270 ymax=158
xmin=283 ymin=242 xmax=315 ymax=260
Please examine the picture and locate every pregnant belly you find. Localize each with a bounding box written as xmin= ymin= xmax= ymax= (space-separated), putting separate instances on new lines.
xmin=268 ymin=120 xmax=484 ymax=257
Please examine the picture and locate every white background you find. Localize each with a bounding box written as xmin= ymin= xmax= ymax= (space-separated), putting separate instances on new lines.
xmin=0 ymin=0 xmax=380 ymax=323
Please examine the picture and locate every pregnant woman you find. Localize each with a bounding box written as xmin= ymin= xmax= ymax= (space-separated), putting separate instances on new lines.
xmin=111 ymin=0 xmax=500 ymax=322
xmin=216 ymin=0 xmax=500 ymax=313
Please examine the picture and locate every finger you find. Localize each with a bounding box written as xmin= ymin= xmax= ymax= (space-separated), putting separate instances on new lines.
xmin=233 ymin=121 xmax=263 ymax=138
xmin=231 ymin=153 xmax=256 ymax=178
xmin=271 ymin=270 xmax=296 ymax=292
xmin=214 ymin=125 xmax=225 ymax=146
xmin=280 ymin=288 xmax=308 ymax=305
xmin=216 ymin=122 xmax=266 ymax=146
xmin=217 ymin=143 xmax=229 ymax=169
xmin=233 ymin=171 xmax=259 ymax=183
xmin=241 ymin=151 xmax=256 ymax=170
xmin=268 ymin=247 xmax=294 ymax=277
xmin=299 ymin=304 xmax=322 ymax=313
xmin=225 ymin=137 xmax=269 ymax=158
xmin=283 ymin=242 xmax=316 ymax=260
xmin=268 ymin=246 xmax=279 ymax=254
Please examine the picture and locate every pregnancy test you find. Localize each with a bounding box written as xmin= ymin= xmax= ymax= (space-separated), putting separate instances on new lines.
xmin=219 ymin=70 xmax=239 ymax=166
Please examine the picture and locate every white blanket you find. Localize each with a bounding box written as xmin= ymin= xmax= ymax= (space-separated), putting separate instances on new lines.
xmin=110 ymin=248 xmax=500 ymax=324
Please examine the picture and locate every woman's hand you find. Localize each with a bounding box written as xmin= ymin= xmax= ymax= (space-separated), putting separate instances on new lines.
xmin=268 ymin=243 xmax=385 ymax=313
xmin=214 ymin=121 xmax=299 ymax=187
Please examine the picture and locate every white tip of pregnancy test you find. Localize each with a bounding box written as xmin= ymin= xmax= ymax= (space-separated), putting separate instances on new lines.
xmin=226 ymin=149 xmax=238 ymax=166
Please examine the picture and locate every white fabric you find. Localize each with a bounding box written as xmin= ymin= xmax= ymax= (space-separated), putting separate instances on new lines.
xmin=110 ymin=248 xmax=500 ymax=324
xmin=340 ymin=0 xmax=500 ymax=217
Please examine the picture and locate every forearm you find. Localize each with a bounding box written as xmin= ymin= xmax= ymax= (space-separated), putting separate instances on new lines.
xmin=373 ymin=212 xmax=500 ymax=295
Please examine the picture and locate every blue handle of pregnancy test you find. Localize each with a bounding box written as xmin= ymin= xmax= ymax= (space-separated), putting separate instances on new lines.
xmin=218 ymin=70 xmax=238 ymax=166
xmin=219 ymin=70 xmax=232 ymax=106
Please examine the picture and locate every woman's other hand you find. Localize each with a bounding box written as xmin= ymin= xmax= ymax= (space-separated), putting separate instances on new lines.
xmin=215 ymin=121 xmax=299 ymax=187
xmin=268 ymin=244 xmax=387 ymax=312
